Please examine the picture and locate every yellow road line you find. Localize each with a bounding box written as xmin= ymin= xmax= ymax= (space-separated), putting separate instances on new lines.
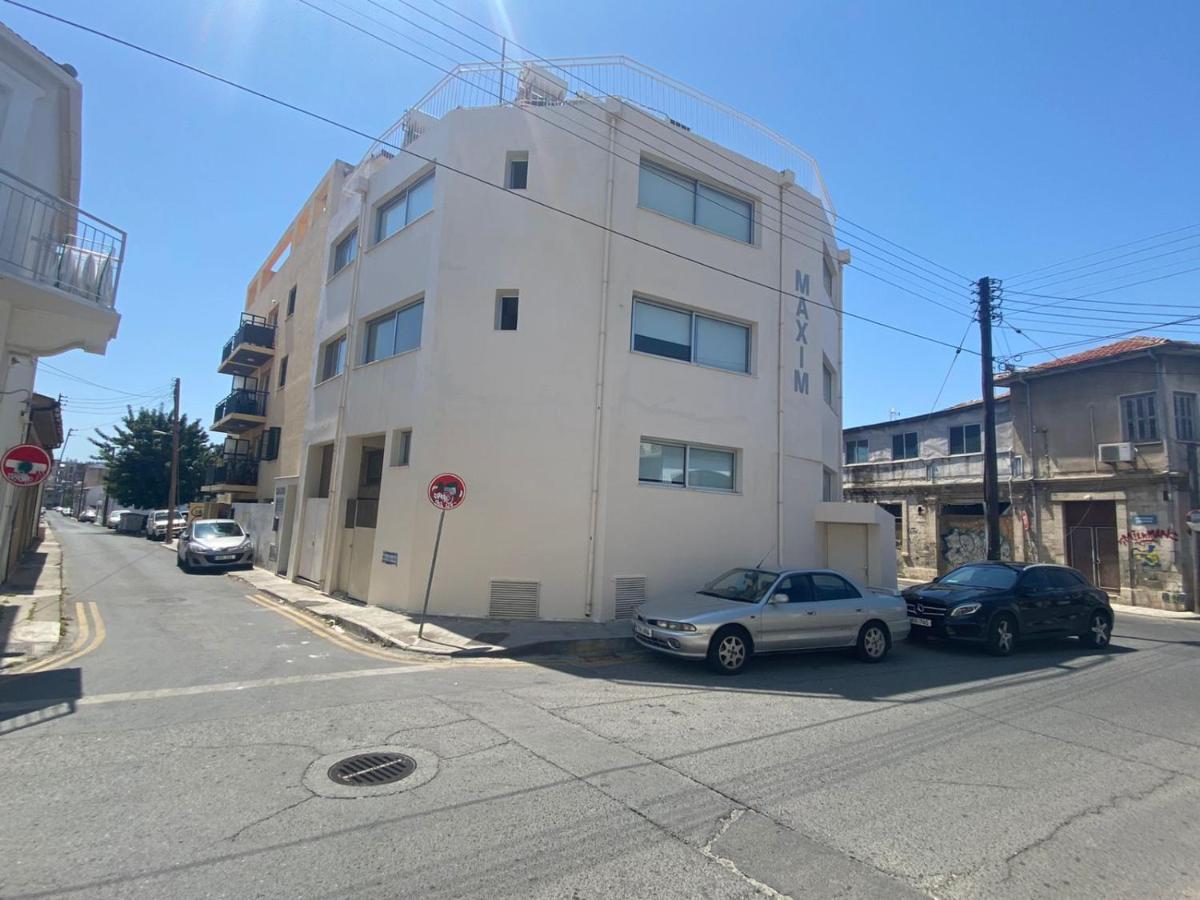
xmin=22 ymin=601 xmax=105 ymax=673
xmin=244 ymin=593 xmax=416 ymax=663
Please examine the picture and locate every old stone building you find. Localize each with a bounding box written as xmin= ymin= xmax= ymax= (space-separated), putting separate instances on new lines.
xmin=846 ymin=337 xmax=1200 ymax=611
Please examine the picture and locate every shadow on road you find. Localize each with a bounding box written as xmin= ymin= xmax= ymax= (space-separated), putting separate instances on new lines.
xmin=0 ymin=667 xmax=82 ymax=735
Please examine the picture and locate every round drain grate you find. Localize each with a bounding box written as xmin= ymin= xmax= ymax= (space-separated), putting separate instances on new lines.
xmin=327 ymin=752 xmax=416 ymax=787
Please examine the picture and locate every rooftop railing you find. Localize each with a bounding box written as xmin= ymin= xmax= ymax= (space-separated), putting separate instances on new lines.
xmin=0 ymin=167 xmax=125 ymax=308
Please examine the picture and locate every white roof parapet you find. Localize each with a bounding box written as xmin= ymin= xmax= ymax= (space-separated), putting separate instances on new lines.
xmin=363 ymin=55 xmax=834 ymax=224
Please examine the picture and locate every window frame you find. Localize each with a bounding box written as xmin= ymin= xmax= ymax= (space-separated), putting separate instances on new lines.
xmin=637 ymin=158 xmax=754 ymax=244
xmin=390 ymin=428 xmax=412 ymax=467
xmin=1121 ymin=391 xmax=1160 ymax=443
xmin=822 ymin=361 xmax=835 ymax=408
xmin=949 ymin=423 xmax=982 ymax=456
xmin=278 ymin=355 xmax=288 ymax=389
xmin=505 ymin=151 xmax=529 ymax=190
xmin=1174 ymin=391 xmax=1197 ymax=441
xmin=822 ymin=466 xmax=836 ymax=502
xmin=810 ymin=572 xmax=862 ymax=601
xmin=845 ymin=438 xmax=869 ymax=465
xmin=374 ymin=171 xmax=435 ymax=245
xmin=361 ymin=298 xmax=424 ymax=365
xmin=318 ymin=334 xmax=347 ymax=383
xmin=495 ymin=293 xmax=519 ymax=331
xmin=891 ymin=431 xmax=919 ymax=460
xmin=331 ymin=228 xmax=358 ymax=277
xmin=286 ymin=284 xmax=297 ymax=318
xmin=630 ymin=297 xmax=752 ymax=375
xmin=637 ymin=438 xmax=738 ymax=494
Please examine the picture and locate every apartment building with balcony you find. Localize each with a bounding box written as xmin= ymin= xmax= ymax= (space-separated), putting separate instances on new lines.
xmin=842 ymin=398 xmax=1018 ymax=582
xmin=204 ymin=161 xmax=350 ymax=573
xmin=277 ymin=58 xmax=893 ymax=622
xmin=0 ymin=22 xmax=123 ymax=578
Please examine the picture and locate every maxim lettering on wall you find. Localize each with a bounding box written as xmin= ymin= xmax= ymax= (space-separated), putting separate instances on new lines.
xmin=793 ymin=270 xmax=810 ymax=394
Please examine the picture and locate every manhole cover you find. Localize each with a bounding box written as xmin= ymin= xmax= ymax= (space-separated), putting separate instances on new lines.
xmin=327 ymin=752 xmax=416 ymax=787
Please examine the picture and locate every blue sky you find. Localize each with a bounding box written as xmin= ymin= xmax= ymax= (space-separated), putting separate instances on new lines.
xmin=7 ymin=0 xmax=1199 ymax=456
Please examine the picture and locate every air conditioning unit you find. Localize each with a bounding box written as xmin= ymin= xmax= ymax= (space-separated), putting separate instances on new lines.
xmin=1098 ymin=442 xmax=1134 ymax=464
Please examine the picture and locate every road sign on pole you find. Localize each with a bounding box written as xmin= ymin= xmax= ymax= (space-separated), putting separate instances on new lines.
xmin=417 ymin=473 xmax=467 ymax=638
xmin=1 ymin=444 xmax=52 ymax=487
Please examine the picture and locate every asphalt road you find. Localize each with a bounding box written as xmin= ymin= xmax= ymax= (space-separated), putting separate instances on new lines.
xmin=2 ymin=516 xmax=1199 ymax=899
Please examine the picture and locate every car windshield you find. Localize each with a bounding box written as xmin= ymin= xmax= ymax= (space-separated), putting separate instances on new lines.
xmin=939 ymin=565 xmax=1019 ymax=590
xmin=699 ymin=568 xmax=778 ymax=603
xmin=194 ymin=522 xmax=243 ymax=540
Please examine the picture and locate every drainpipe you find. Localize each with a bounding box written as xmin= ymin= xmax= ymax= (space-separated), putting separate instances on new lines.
xmin=1089 ymin=404 xmax=1098 ymax=473
xmin=583 ymin=104 xmax=618 ymax=619
xmin=776 ymin=174 xmax=788 ymax=567
xmin=319 ymin=174 xmax=372 ymax=592
xmin=1021 ymin=375 xmax=1040 ymax=562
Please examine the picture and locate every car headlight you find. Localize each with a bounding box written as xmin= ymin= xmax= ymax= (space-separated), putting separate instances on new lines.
xmin=190 ymin=542 xmax=212 ymax=552
xmin=648 ymin=619 xmax=698 ymax=632
xmin=950 ymin=602 xmax=982 ymax=618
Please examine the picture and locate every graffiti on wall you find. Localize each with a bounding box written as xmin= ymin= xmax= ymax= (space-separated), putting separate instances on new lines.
xmin=941 ymin=525 xmax=1013 ymax=569
xmin=1120 ymin=527 xmax=1177 ymax=572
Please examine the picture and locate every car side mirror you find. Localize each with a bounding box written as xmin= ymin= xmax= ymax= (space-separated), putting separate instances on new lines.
xmin=769 ymin=593 xmax=790 ymax=605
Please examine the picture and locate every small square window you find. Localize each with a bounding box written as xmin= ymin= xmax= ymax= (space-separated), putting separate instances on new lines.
xmin=391 ymin=429 xmax=412 ymax=467
xmin=320 ymin=335 xmax=346 ymax=382
xmin=506 ymin=153 xmax=528 ymax=190
xmin=332 ymin=229 xmax=357 ymax=275
xmin=495 ymin=294 xmax=519 ymax=331
xmin=892 ymin=431 xmax=919 ymax=460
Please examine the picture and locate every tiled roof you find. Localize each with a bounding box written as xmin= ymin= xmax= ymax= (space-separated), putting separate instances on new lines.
xmin=998 ymin=336 xmax=1200 ymax=382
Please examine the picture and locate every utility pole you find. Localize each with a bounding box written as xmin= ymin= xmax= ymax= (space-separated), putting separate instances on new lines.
xmin=977 ymin=277 xmax=1001 ymax=560
xmin=167 ymin=378 xmax=180 ymax=538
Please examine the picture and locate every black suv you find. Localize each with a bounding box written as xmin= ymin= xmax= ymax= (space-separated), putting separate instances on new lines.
xmin=902 ymin=562 xmax=1114 ymax=656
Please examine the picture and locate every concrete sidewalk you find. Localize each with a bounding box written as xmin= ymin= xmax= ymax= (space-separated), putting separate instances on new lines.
xmin=229 ymin=566 xmax=636 ymax=658
xmin=0 ymin=529 xmax=64 ymax=670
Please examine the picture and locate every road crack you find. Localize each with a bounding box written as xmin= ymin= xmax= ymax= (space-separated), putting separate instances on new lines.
xmin=225 ymin=793 xmax=316 ymax=844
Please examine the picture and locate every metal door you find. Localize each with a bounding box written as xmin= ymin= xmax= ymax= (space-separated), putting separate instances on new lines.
xmin=1067 ymin=525 xmax=1121 ymax=592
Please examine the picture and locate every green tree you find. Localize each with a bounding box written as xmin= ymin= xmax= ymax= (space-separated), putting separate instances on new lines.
xmin=90 ymin=407 xmax=214 ymax=509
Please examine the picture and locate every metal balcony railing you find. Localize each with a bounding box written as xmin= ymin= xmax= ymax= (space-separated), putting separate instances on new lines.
xmin=204 ymin=452 xmax=259 ymax=487
xmin=213 ymin=389 xmax=268 ymax=423
xmin=221 ymin=312 xmax=276 ymax=363
xmin=0 ymin=167 xmax=125 ymax=307
xmin=844 ymin=451 xmax=1017 ymax=486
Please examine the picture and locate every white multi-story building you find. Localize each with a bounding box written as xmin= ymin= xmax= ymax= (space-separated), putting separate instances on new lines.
xmin=258 ymin=58 xmax=893 ymax=620
xmin=0 ymin=22 xmax=122 ymax=577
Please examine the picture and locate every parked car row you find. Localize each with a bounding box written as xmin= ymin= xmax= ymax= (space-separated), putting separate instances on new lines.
xmin=634 ymin=561 xmax=1114 ymax=675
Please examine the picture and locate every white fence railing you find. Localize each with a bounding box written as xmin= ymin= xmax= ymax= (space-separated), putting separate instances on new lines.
xmin=0 ymin=168 xmax=125 ymax=308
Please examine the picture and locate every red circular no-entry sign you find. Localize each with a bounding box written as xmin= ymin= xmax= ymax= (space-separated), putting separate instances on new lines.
xmin=1 ymin=443 xmax=52 ymax=487
xmin=427 ymin=473 xmax=466 ymax=511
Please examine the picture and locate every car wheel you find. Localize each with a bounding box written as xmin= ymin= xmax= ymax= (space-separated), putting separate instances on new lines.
xmin=707 ymin=627 xmax=751 ymax=675
xmin=1080 ymin=610 xmax=1112 ymax=650
xmin=986 ymin=613 xmax=1018 ymax=657
xmin=857 ymin=622 xmax=890 ymax=662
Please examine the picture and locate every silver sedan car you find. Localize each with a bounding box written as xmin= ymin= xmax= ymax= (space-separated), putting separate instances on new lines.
xmin=633 ymin=567 xmax=910 ymax=674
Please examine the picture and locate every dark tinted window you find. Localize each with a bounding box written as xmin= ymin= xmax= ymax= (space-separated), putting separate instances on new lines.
xmin=941 ymin=565 xmax=1019 ymax=589
xmin=1020 ymin=568 xmax=1054 ymax=592
xmin=811 ymin=573 xmax=860 ymax=601
xmin=1047 ymin=568 xmax=1086 ymax=588
xmin=773 ymin=575 xmax=814 ymax=603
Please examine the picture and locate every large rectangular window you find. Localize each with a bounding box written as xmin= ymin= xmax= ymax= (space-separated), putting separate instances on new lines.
xmin=949 ymin=423 xmax=982 ymax=455
xmin=638 ymin=160 xmax=752 ymax=243
xmin=639 ymin=440 xmax=736 ymax=492
xmin=892 ymin=431 xmax=918 ymax=460
xmin=631 ymin=299 xmax=749 ymax=373
xmin=1122 ymin=393 xmax=1159 ymax=442
xmin=332 ymin=229 xmax=357 ymax=275
xmin=319 ymin=335 xmax=346 ymax=382
xmin=1175 ymin=392 xmax=1196 ymax=441
xmin=845 ymin=439 xmax=868 ymax=464
xmin=364 ymin=300 xmax=423 ymax=363
xmin=375 ymin=172 xmax=435 ymax=243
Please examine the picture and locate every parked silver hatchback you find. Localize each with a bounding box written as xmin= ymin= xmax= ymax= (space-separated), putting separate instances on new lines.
xmin=633 ymin=567 xmax=910 ymax=674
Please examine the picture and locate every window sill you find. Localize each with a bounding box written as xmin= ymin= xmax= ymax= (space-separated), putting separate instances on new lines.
xmin=630 ymin=348 xmax=754 ymax=378
xmin=315 ymin=372 xmax=344 ymax=387
xmin=354 ymin=346 xmax=420 ymax=370
xmin=326 ymin=263 xmax=355 ymax=286
xmin=367 ymin=208 xmax=434 ymax=254
xmin=637 ymin=481 xmax=740 ymax=496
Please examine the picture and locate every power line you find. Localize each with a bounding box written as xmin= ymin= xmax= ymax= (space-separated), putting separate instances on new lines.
xmin=1009 ymin=234 xmax=1200 ymax=293
xmin=1011 ymin=244 xmax=1200 ymax=295
xmin=5 ymin=0 xmax=978 ymax=354
xmin=1005 ymin=264 xmax=1200 ymax=304
xmin=1001 ymin=312 xmax=1200 ymax=358
xmin=295 ymin=0 xmax=973 ymax=309
xmin=927 ymin=315 xmax=976 ymax=415
xmin=1005 ymin=222 xmax=1200 ymax=283
xmin=38 ymin=362 xmax=173 ymax=397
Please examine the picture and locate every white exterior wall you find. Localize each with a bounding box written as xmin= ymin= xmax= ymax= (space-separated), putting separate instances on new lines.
xmin=293 ymin=97 xmax=869 ymax=620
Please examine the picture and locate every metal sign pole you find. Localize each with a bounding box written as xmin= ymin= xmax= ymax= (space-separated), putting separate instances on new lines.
xmin=416 ymin=508 xmax=446 ymax=639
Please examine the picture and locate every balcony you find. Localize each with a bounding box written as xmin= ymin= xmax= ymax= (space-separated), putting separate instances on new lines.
xmin=844 ymin=451 xmax=1018 ymax=488
xmin=0 ymin=167 xmax=124 ymax=355
xmin=218 ymin=313 xmax=276 ymax=377
xmin=212 ymin=389 xmax=268 ymax=434
xmin=201 ymin=452 xmax=259 ymax=495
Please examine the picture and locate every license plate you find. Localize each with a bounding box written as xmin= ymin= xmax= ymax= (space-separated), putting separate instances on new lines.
xmin=215 ymin=554 xmax=237 ymax=562
xmin=911 ymin=616 xmax=932 ymax=628
xmin=634 ymin=622 xmax=652 ymax=637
